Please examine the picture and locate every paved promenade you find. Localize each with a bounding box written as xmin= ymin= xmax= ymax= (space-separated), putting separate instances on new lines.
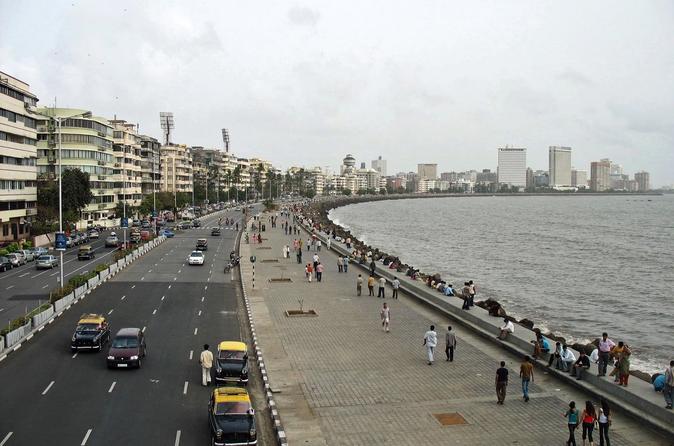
xmin=240 ymin=213 xmax=670 ymax=445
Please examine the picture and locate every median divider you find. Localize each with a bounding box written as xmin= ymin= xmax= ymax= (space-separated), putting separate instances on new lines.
xmin=0 ymin=235 xmax=167 ymax=363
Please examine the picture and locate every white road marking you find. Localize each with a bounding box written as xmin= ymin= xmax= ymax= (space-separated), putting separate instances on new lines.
xmin=131 ymin=285 xmax=136 ymax=289
xmin=193 ymin=328 xmax=198 ymax=335
xmin=178 ymin=269 xmax=181 ymax=274
xmin=108 ymin=381 xmax=116 ymax=393
xmin=148 ymin=269 xmax=152 ymax=273
xmin=42 ymin=284 xmax=49 ymax=289
xmin=0 ymin=308 xmax=3 ymax=313
xmin=41 ymin=380 xmax=55 ymax=395
xmin=198 ymin=310 xmax=202 ymax=316
xmin=80 ymin=428 xmax=92 ymax=445
xmin=161 ymin=295 xmax=165 ymax=301
xmin=207 ymin=277 xmax=210 ymax=282
xmin=201 ymin=296 xmax=205 ymax=302
xmin=0 ymin=432 xmax=13 ymax=446
xmin=72 ymin=352 xmax=78 ymax=359
xmin=141 ymin=277 xmax=145 ymax=281
xmin=121 ymin=295 xmax=126 ymax=301
xmin=18 ymin=272 xmax=29 ymax=278
xmin=142 ymin=326 xmax=146 ymax=333
xmin=174 ymin=430 xmax=181 ymax=446
xmin=168 ymin=284 xmax=172 ymax=289
xmin=183 ymin=381 xmax=189 ymax=395
xmin=152 ymin=309 xmax=157 ymax=315
xmin=50 ymin=271 xmax=59 ymax=277
xmin=204 ymin=285 xmax=208 ymax=290
xmin=189 ymin=350 xmax=193 ymax=360
xmin=154 ymin=263 xmax=157 ymax=266
xmin=5 ymin=285 xmax=14 ymax=290
xmin=108 ymin=309 xmax=114 ymax=315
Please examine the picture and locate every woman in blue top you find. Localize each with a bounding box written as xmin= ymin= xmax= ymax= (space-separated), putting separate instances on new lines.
xmin=564 ymin=401 xmax=579 ymax=446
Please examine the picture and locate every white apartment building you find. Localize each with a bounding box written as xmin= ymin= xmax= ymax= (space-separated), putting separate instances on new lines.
xmin=140 ymin=135 xmax=161 ymax=196
xmin=548 ymin=146 xmax=572 ymax=188
xmin=160 ymin=144 xmax=193 ymax=194
xmin=0 ymin=71 xmax=38 ymax=241
xmin=417 ymin=163 xmax=437 ymax=180
xmin=571 ymin=169 xmax=588 ymax=188
xmin=371 ymin=156 xmax=387 ymax=177
xmin=497 ymin=147 xmax=527 ymax=187
xmin=111 ymin=120 xmax=143 ymax=208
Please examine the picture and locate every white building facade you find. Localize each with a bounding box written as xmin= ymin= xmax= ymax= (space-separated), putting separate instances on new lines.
xmin=497 ymin=147 xmax=527 ymax=188
xmin=548 ymin=146 xmax=572 ymax=188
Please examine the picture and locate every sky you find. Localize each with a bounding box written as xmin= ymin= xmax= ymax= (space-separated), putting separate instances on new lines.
xmin=2 ymin=0 xmax=673 ymax=186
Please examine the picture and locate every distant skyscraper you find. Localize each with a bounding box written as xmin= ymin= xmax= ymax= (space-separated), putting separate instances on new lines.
xmin=497 ymin=147 xmax=527 ymax=187
xmin=590 ymin=160 xmax=611 ymax=191
xmin=371 ymin=156 xmax=387 ymax=177
xmin=548 ymin=146 xmax=572 ymax=187
xmin=571 ymin=169 xmax=588 ymax=188
xmin=635 ymin=171 xmax=650 ymax=191
xmin=417 ymin=164 xmax=437 ymax=180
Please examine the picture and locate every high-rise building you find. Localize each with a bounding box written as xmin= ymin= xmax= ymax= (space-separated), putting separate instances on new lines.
xmin=140 ymin=135 xmax=161 ymax=197
xmin=0 ymin=71 xmax=39 ymax=241
xmin=417 ymin=164 xmax=437 ymax=180
xmin=160 ymin=144 xmax=193 ymax=195
xmin=110 ymin=119 xmax=143 ymax=208
xmin=36 ymin=108 xmax=116 ymax=227
xmin=635 ymin=171 xmax=650 ymax=191
xmin=497 ymin=147 xmax=527 ymax=187
xmin=590 ymin=160 xmax=611 ymax=191
xmin=548 ymin=146 xmax=572 ymax=187
xmin=371 ymin=156 xmax=387 ymax=177
xmin=571 ymin=169 xmax=588 ymax=188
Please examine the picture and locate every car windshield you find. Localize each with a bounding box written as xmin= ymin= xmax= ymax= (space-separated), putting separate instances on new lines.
xmin=38 ymin=256 xmax=51 ymax=261
xmin=219 ymin=350 xmax=246 ymax=361
xmin=214 ymin=401 xmax=252 ymax=416
xmin=76 ymin=323 xmax=100 ymax=333
xmin=198 ymin=239 xmax=207 ymax=243
xmin=111 ymin=337 xmax=138 ymax=348
xmin=190 ymin=252 xmax=203 ymax=257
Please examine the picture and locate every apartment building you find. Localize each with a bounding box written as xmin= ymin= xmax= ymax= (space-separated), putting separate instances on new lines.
xmin=110 ymin=119 xmax=142 ymax=207
xmin=0 ymin=71 xmax=39 ymax=242
xmin=160 ymin=144 xmax=193 ymax=194
xmin=140 ymin=135 xmax=161 ymax=196
xmin=497 ymin=147 xmax=527 ymax=187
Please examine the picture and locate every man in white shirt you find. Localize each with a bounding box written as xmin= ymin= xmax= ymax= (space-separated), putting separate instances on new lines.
xmin=392 ymin=277 xmax=400 ymax=299
xmin=377 ymin=276 xmax=386 ymax=298
xmin=380 ymin=302 xmax=391 ymax=332
xmin=423 ymin=325 xmax=438 ymax=365
xmin=199 ymin=344 xmax=214 ymax=386
xmin=560 ymin=345 xmax=576 ymax=372
xmin=498 ymin=318 xmax=515 ymax=340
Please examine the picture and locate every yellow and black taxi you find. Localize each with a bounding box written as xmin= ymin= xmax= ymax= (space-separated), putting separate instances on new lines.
xmin=215 ymin=341 xmax=249 ymax=384
xmin=77 ymin=244 xmax=95 ymax=260
xmin=70 ymin=314 xmax=110 ymax=352
xmin=208 ymin=387 xmax=257 ymax=446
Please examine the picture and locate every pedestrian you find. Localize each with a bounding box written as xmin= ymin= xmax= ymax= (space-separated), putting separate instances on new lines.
xmin=461 ymin=282 xmax=471 ymax=310
xmin=369 ymin=259 xmax=376 ymax=276
xmin=367 ymin=275 xmax=376 ymax=296
xmin=423 ymin=325 xmax=437 ymax=365
xmin=616 ymin=342 xmax=632 ymax=386
xmin=565 ymin=401 xmax=579 ymax=446
xmin=468 ymin=280 xmax=476 ymax=306
xmin=346 ymin=237 xmax=351 ymax=249
xmin=598 ymin=399 xmax=611 ymax=446
xmin=597 ymin=332 xmax=615 ymax=377
xmin=560 ymin=345 xmax=576 ymax=372
xmin=316 ymin=262 xmax=324 ymax=282
xmin=297 ymin=248 xmax=302 ymax=264
xmin=445 ymin=326 xmax=456 ymax=362
xmin=307 ymin=238 xmax=311 ymax=251
xmin=316 ymin=239 xmax=321 ymax=251
xmin=664 ymin=360 xmax=674 ymax=409
xmin=312 ymin=253 xmax=319 ymax=278
xmin=550 ymin=341 xmax=563 ymax=368
xmin=392 ymin=277 xmax=400 ymax=299
xmin=200 ymin=344 xmax=214 ymax=386
xmin=356 ymin=274 xmax=363 ymax=296
xmin=282 ymin=245 xmax=288 ymax=259
xmin=305 ymin=263 xmax=313 ymax=282
xmin=520 ymin=356 xmax=534 ymax=402
xmin=571 ymin=351 xmax=591 ymax=381
xmin=337 ymin=256 xmax=343 ymax=273
xmin=326 ymin=238 xmax=331 ymax=251
xmin=498 ymin=318 xmax=514 ymax=340
xmin=257 ymin=233 xmax=261 ymax=244
xmin=581 ymin=400 xmax=596 ymax=446
xmin=377 ymin=276 xmax=386 ymax=298
xmin=495 ymin=361 xmax=509 ymax=404
xmin=380 ymin=302 xmax=391 ymax=332
xmin=343 ymin=255 xmax=349 ymax=273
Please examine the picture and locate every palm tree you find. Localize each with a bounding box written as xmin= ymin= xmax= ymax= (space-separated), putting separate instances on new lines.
xmin=223 ymin=169 xmax=232 ymax=202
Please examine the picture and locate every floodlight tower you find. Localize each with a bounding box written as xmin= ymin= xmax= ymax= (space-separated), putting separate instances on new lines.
xmin=222 ymin=128 xmax=230 ymax=153
xmin=160 ymin=112 xmax=174 ymax=145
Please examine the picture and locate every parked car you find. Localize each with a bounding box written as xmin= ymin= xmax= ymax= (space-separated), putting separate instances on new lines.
xmin=77 ymin=245 xmax=96 ymax=260
xmin=79 ymin=232 xmax=90 ymax=243
xmin=188 ymin=251 xmax=205 ymax=265
xmin=0 ymin=256 xmax=12 ymax=272
xmin=36 ymin=255 xmax=58 ymax=269
xmin=71 ymin=233 xmax=81 ymax=246
xmin=18 ymin=249 xmax=35 ymax=262
xmin=196 ymin=238 xmax=208 ymax=251
xmin=215 ymin=341 xmax=249 ymax=385
xmin=7 ymin=253 xmax=25 ymax=267
xmin=160 ymin=229 xmax=175 ymax=238
xmin=71 ymin=314 xmax=110 ymax=352
xmin=106 ymin=328 xmax=146 ymax=369
xmin=105 ymin=235 xmax=120 ymax=248
xmin=141 ymin=220 xmax=151 ymax=229
xmin=192 ymin=219 xmax=201 ymax=228
xmin=208 ymin=387 xmax=256 ymax=446
xmin=30 ymin=247 xmax=48 ymax=257
xmin=179 ymin=221 xmax=192 ymax=230
xmin=211 ymin=227 xmax=221 ymax=236
xmin=88 ymin=229 xmax=100 ymax=239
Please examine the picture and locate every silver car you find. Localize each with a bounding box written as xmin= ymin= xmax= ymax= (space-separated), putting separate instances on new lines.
xmin=18 ymin=249 xmax=35 ymax=262
xmin=36 ymin=255 xmax=58 ymax=269
xmin=7 ymin=253 xmax=26 ymax=267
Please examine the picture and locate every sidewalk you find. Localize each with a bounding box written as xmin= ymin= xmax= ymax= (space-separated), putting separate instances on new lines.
xmin=240 ymin=214 xmax=670 ymax=445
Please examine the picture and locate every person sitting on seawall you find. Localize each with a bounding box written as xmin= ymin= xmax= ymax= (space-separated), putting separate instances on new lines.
xmin=531 ymin=330 xmax=550 ymax=360
xmin=571 ymin=351 xmax=591 ymax=380
xmin=443 ymin=283 xmax=455 ymax=297
xmin=560 ymin=345 xmax=576 ymax=372
xmin=652 ymin=372 xmax=665 ymax=392
xmin=498 ymin=318 xmax=515 ymax=340
xmin=549 ymin=342 xmax=563 ymax=368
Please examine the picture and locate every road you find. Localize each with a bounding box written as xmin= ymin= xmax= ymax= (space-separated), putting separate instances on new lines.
xmin=0 ymin=207 xmax=270 ymax=445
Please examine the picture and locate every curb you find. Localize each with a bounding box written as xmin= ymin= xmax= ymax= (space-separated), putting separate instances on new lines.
xmin=0 ymin=236 xmax=167 ymax=363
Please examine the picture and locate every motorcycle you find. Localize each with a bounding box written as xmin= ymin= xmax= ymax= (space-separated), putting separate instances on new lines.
xmin=224 ymin=255 xmax=241 ymax=273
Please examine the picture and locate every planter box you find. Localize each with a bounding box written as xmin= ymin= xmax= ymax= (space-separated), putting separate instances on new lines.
xmin=99 ymin=268 xmax=109 ymax=280
xmin=109 ymin=264 xmax=118 ymax=274
xmin=74 ymin=284 xmax=88 ymax=298
xmin=54 ymin=293 xmax=75 ymax=313
xmin=87 ymin=276 xmax=99 ymax=288
xmin=32 ymin=306 xmax=55 ymax=327
xmin=4 ymin=321 xmax=32 ymax=349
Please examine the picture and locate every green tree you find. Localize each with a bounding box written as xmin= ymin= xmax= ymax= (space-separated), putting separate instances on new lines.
xmin=342 ymin=189 xmax=352 ymax=196
xmin=34 ymin=169 xmax=92 ymax=234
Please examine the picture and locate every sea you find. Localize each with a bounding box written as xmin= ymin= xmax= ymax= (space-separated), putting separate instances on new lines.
xmin=328 ymin=194 xmax=674 ymax=373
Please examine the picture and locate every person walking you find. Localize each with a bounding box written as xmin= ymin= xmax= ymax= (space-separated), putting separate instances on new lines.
xmin=326 ymin=238 xmax=331 ymax=251
xmin=296 ymin=248 xmax=302 ymax=264
xmin=581 ymin=400 xmax=596 ymax=446
xmin=337 ymin=256 xmax=343 ymax=273
xmin=369 ymin=259 xmax=376 ymax=276
xmin=356 ymin=274 xmax=363 ymax=296
xmin=343 ymin=255 xmax=349 ymax=273
xmin=520 ymin=356 xmax=534 ymax=402
xmin=461 ymin=282 xmax=471 ymax=310
xmin=200 ymin=344 xmax=214 ymax=386
xmin=392 ymin=277 xmax=400 ymax=299
xmin=468 ymin=280 xmax=476 ymax=307
xmin=598 ymin=399 xmax=611 ymax=446
xmin=305 ymin=263 xmax=313 ymax=282
xmin=316 ymin=262 xmax=324 ymax=282
xmin=495 ymin=361 xmax=509 ymax=404
xmin=597 ymin=332 xmax=615 ymax=377
xmin=312 ymin=253 xmax=320 ymax=279
xmin=445 ymin=326 xmax=456 ymax=362
xmin=367 ymin=275 xmax=376 ymax=296
xmin=380 ymin=302 xmax=391 ymax=332
xmin=664 ymin=360 xmax=674 ymax=409
xmin=565 ymin=401 xmax=579 ymax=446
xmin=377 ymin=276 xmax=386 ymax=298
xmin=423 ymin=325 xmax=437 ymax=365
xmin=306 ymin=238 xmax=311 ymax=251
xmin=316 ymin=239 xmax=321 ymax=251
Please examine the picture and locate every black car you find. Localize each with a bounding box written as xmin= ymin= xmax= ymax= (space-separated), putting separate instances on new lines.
xmin=211 ymin=227 xmax=221 ymax=236
xmin=70 ymin=314 xmax=110 ymax=352
xmin=0 ymin=256 xmax=12 ymax=272
xmin=208 ymin=387 xmax=257 ymax=446
xmin=196 ymin=238 xmax=208 ymax=251
xmin=215 ymin=341 xmax=249 ymax=384
xmin=192 ymin=219 xmax=201 ymax=228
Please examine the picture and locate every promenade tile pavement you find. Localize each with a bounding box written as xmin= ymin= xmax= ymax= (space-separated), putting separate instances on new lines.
xmin=241 ymin=215 xmax=669 ymax=446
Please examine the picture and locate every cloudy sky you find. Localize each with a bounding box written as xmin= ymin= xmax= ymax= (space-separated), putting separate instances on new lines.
xmin=2 ymin=1 xmax=673 ymax=186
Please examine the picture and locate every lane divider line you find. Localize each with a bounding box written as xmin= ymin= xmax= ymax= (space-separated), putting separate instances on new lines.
xmin=0 ymin=432 xmax=13 ymax=446
xmin=142 ymin=326 xmax=146 ymax=333
xmin=193 ymin=328 xmax=198 ymax=335
xmin=152 ymin=309 xmax=157 ymax=315
xmin=107 ymin=309 xmax=114 ymax=315
xmin=121 ymin=295 xmax=126 ymax=301
xmin=108 ymin=381 xmax=116 ymax=393
xmin=174 ymin=430 xmax=181 ymax=446
xmin=183 ymin=381 xmax=189 ymax=395
xmin=80 ymin=428 xmax=92 ymax=446
xmin=161 ymin=295 xmax=165 ymax=301
xmin=189 ymin=350 xmax=193 ymax=360
xmin=41 ymin=380 xmax=55 ymax=395
xmin=72 ymin=352 xmax=78 ymax=359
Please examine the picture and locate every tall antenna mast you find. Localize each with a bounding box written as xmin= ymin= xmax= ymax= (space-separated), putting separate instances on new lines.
xmin=222 ymin=128 xmax=230 ymax=153
xmin=159 ymin=112 xmax=175 ymax=145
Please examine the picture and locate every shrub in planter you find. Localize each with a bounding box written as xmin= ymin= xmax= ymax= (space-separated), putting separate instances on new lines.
xmin=94 ymin=263 xmax=109 ymax=273
xmin=26 ymin=303 xmax=52 ymax=319
xmin=0 ymin=316 xmax=28 ymax=336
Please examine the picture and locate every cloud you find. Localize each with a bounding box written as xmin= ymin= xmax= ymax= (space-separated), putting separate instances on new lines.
xmin=287 ymin=6 xmax=320 ymax=26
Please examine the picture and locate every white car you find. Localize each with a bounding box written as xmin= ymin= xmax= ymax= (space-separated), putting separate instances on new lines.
xmin=187 ymin=251 xmax=205 ymax=266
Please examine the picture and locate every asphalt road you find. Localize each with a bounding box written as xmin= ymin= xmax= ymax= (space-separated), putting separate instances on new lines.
xmin=0 ymin=208 xmax=267 ymax=445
